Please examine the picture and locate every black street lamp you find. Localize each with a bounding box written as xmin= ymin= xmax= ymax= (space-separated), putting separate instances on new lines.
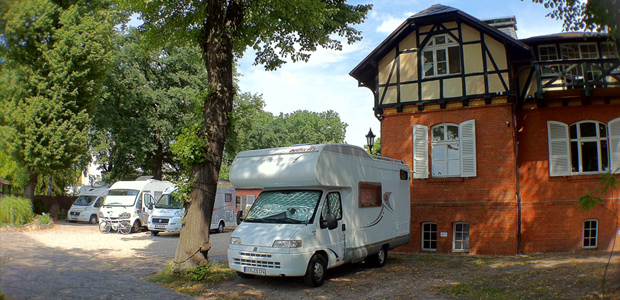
xmin=365 ymin=128 xmax=375 ymax=155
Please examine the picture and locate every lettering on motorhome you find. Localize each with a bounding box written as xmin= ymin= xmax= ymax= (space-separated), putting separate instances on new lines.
xmin=252 ymin=157 xmax=285 ymax=164
xmin=289 ymin=147 xmax=316 ymax=153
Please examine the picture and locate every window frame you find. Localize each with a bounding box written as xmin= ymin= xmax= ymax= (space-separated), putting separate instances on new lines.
xmin=421 ymin=222 xmax=438 ymax=252
xmin=538 ymin=44 xmax=560 ymax=75
xmin=321 ymin=191 xmax=343 ymax=222
xmin=422 ymin=34 xmax=461 ymax=78
xmin=359 ymin=182 xmax=382 ymax=208
xmin=452 ymin=222 xmax=470 ymax=253
xmin=569 ymin=121 xmax=610 ymax=174
xmin=583 ymin=219 xmax=598 ymax=249
xmin=431 ymin=123 xmax=461 ymax=177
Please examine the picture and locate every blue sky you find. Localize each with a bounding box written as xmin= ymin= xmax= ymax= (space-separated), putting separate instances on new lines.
xmin=236 ymin=1 xmax=567 ymax=148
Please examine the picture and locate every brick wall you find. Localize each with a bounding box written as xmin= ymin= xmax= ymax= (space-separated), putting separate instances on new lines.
xmin=382 ymin=101 xmax=520 ymax=254
xmin=517 ymin=102 xmax=620 ymax=253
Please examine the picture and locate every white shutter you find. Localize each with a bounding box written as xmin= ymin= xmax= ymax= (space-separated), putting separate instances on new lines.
xmin=460 ymin=120 xmax=477 ymax=177
xmin=608 ymin=117 xmax=620 ymax=174
xmin=547 ymin=121 xmax=571 ymax=176
xmin=412 ymin=124 xmax=429 ymax=179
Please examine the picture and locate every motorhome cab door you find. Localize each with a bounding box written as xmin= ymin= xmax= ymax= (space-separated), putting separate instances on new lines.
xmin=139 ymin=192 xmax=155 ymax=225
xmin=317 ymin=191 xmax=345 ymax=266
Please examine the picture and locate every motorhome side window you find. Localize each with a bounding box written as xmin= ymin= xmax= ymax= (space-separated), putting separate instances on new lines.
xmin=321 ymin=192 xmax=342 ymax=221
xmin=359 ymin=182 xmax=381 ymax=208
xmin=225 ymin=193 xmax=233 ymax=202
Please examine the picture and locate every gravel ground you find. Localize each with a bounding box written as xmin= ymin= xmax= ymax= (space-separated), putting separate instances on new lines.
xmin=0 ymin=222 xmax=230 ymax=299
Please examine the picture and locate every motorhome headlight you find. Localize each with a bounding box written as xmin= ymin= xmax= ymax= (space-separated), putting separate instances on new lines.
xmin=230 ymin=237 xmax=241 ymax=245
xmin=98 ymin=212 xmax=104 ymax=218
xmin=119 ymin=212 xmax=131 ymax=219
xmin=272 ymin=240 xmax=302 ymax=248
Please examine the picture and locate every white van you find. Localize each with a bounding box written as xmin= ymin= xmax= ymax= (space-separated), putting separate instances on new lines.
xmin=228 ymin=144 xmax=411 ymax=286
xmin=67 ymin=187 xmax=109 ymax=224
xmin=147 ymin=186 xmax=184 ymax=236
xmin=99 ymin=177 xmax=174 ymax=233
xmin=210 ymin=185 xmax=236 ymax=233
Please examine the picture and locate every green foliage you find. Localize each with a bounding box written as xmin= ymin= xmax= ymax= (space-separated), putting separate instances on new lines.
xmin=0 ymin=150 xmax=29 ymax=194
xmin=578 ymin=171 xmax=619 ymax=211
xmin=530 ymin=0 xmax=620 ymax=39
xmin=149 ymin=261 xmax=235 ymax=286
xmin=0 ymin=0 xmax=120 ymax=194
xmin=172 ymin=124 xmax=207 ymax=168
xmin=0 ymin=196 xmax=34 ymax=226
xmin=37 ymin=213 xmax=51 ymax=224
xmin=91 ymin=30 xmax=209 ymax=182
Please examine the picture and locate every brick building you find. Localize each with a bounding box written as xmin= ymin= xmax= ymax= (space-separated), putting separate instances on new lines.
xmin=349 ymin=5 xmax=620 ymax=254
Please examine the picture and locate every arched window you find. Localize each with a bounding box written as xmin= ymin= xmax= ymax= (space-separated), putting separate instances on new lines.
xmin=432 ymin=124 xmax=460 ymax=176
xmin=570 ymin=121 xmax=609 ymax=173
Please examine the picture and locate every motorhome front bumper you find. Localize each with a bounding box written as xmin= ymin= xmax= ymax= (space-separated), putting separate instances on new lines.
xmin=148 ymin=217 xmax=182 ymax=232
xmin=228 ymin=246 xmax=312 ymax=277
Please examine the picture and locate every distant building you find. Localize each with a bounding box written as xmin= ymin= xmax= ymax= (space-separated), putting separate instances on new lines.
xmin=350 ymin=4 xmax=619 ymax=254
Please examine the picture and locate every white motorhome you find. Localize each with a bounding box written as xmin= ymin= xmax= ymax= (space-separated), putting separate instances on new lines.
xmin=100 ymin=177 xmax=174 ymax=233
xmin=67 ymin=186 xmax=109 ymax=224
xmin=210 ymin=185 xmax=236 ymax=233
xmin=147 ymin=186 xmax=184 ymax=236
xmin=228 ymin=144 xmax=411 ymax=286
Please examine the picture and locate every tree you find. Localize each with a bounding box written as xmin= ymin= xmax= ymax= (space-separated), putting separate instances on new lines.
xmin=122 ymin=0 xmax=371 ymax=270
xmin=0 ymin=0 xmax=118 ymax=199
xmin=530 ymin=0 xmax=620 ymax=39
xmin=91 ymin=30 xmax=209 ymax=183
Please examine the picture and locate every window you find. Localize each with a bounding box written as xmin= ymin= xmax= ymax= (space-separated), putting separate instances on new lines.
xmin=359 ymin=182 xmax=381 ymax=207
xmin=413 ymin=120 xmax=476 ymax=179
xmin=560 ymin=43 xmax=599 ymax=79
xmin=601 ymin=42 xmax=619 ymax=74
xmin=432 ymin=124 xmax=460 ymax=176
xmin=583 ymin=219 xmax=598 ymax=249
xmin=548 ymin=118 xmax=620 ymax=176
xmin=225 ymin=193 xmax=232 ymax=202
xmin=422 ymin=222 xmax=437 ymax=251
xmin=453 ymin=222 xmax=470 ymax=252
xmin=321 ymin=192 xmax=342 ymax=221
xmin=422 ymin=34 xmax=461 ymax=77
xmin=538 ymin=45 xmax=560 ymax=75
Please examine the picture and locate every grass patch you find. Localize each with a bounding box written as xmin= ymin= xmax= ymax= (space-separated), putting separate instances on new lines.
xmin=440 ymin=283 xmax=522 ymax=300
xmin=0 ymin=196 xmax=34 ymax=226
xmin=149 ymin=261 xmax=236 ymax=296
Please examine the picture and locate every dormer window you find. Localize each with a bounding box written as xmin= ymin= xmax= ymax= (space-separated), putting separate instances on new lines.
xmin=422 ymin=34 xmax=461 ymax=77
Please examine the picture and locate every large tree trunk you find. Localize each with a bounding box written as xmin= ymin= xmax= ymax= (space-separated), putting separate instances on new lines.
xmin=173 ymin=0 xmax=244 ymax=271
xmin=152 ymin=132 xmax=164 ymax=180
xmin=23 ymin=169 xmax=38 ymax=200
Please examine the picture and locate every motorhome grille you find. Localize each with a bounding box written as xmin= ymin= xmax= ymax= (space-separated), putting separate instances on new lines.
xmin=239 ymin=252 xmax=271 ymax=258
xmin=233 ymin=258 xmax=281 ymax=269
xmin=152 ymin=218 xmax=169 ymax=224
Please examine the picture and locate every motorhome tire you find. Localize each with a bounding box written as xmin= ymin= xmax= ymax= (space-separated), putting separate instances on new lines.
xmin=150 ymin=230 xmax=160 ymax=236
xmin=304 ymin=254 xmax=327 ymax=287
xmin=131 ymin=220 xmax=141 ymax=233
xmin=89 ymin=215 xmax=98 ymax=225
xmin=218 ymin=221 xmax=225 ymax=233
xmin=368 ymin=247 xmax=388 ymax=268
xmin=236 ymin=271 xmax=255 ymax=279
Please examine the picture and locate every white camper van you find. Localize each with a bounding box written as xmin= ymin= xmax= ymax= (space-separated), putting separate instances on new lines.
xmin=67 ymin=186 xmax=109 ymax=224
xmin=147 ymin=186 xmax=184 ymax=236
xmin=210 ymin=185 xmax=236 ymax=233
xmin=228 ymin=144 xmax=411 ymax=286
xmin=100 ymin=177 xmax=174 ymax=233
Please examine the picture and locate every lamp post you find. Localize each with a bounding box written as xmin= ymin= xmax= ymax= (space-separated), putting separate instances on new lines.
xmin=365 ymin=128 xmax=375 ymax=155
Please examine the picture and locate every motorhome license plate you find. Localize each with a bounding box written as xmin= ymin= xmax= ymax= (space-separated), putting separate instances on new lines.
xmin=244 ymin=267 xmax=266 ymax=275
xmin=154 ymin=225 xmax=166 ymax=229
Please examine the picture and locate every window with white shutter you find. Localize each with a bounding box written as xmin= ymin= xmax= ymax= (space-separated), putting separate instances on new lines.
xmin=428 ymin=120 xmax=476 ymax=178
xmin=609 ymin=118 xmax=620 ymax=173
xmin=548 ymin=121 xmax=571 ymax=176
xmin=413 ymin=125 xmax=429 ymax=179
xmin=460 ymin=120 xmax=477 ymax=177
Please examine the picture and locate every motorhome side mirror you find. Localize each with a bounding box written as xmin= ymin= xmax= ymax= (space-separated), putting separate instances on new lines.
xmin=321 ymin=212 xmax=338 ymax=230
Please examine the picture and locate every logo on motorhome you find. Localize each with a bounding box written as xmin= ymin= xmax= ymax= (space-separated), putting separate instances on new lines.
xmin=289 ymin=147 xmax=316 ymax=153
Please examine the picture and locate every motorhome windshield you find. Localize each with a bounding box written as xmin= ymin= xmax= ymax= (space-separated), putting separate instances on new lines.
xmin=103 ymin=189 xmax=139 ymax=206
xmin=245 ymin=190 xmax=321 ymax=224
xmin=73 ymin=195 xmax=97 ymax=206
xmin=155 ymin=194 xmax=183 ymax=209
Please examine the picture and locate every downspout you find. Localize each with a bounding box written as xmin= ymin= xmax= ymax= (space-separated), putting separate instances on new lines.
xmin=512 ymin=100 xmax=522 ymax=255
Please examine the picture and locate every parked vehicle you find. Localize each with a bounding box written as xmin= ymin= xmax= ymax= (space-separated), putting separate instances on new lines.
xmin=99 ymin=176 xmax=174 ymax=233
xmin=147 ymin=186 xmax=184 ymax=236
xmin=67 ymin=187 xmax=109 ymax=224
xmin=210 ymin=185 xmax=236 ymax=233
xmin=228 ymin=144 xmax=411 ymax=286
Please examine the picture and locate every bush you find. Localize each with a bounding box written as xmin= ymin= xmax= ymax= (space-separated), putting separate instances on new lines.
xmin=37 ymin=214 xmax=52 ymax=224
xmin=0 ymin=196 xmax=34 ymax=226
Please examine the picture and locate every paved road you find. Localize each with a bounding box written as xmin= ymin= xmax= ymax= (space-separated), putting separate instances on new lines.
xmin=0 ymin=222 xmax=232 ymax=300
